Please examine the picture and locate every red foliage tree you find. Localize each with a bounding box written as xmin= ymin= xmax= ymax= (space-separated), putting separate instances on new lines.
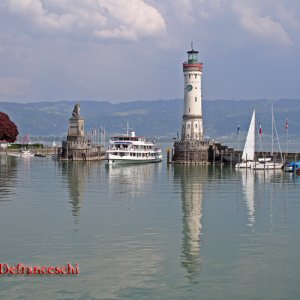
xmin=0 ymin=112 xmax=19 ymax=143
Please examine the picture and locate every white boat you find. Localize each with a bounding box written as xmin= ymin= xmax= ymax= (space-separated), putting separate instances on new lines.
xmin=20 ymin=150 xmax=35 ymax=157
xmin=106 ymin=130 xmax=162 ymax=165
xmin=235 ymin=110 xmax=256 ymax=169
xmin=252 ymin=104 xmax=283 ymax=170
xmin=235 ymin=108 xmax=283 ymax=170
xmin=252 ymin=158 xmax=283 ymax=170
xmin=7 ymin=149 xmax=35 ymax=157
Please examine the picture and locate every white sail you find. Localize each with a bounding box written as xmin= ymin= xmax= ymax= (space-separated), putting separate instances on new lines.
xmin=242 ymin=110 xmax=255 ymax=161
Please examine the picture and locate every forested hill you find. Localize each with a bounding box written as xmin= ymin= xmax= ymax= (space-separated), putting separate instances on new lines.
xmin=0 ymin=99 xmax=299 ymax=143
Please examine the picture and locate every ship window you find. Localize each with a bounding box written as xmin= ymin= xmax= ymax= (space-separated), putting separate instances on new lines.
xmin=189 ymin=108 xmax=190 ymax=113
xmin=195 ymin=123 xmax=197 ymax=128
xmin=195 ymin=97 xmax=197 ymax=102
xmin=195 ymin=74 xmax=197 ymax=79
xmin=187 ymin=124 xmax=190 ymax=129
xmin=189 ymin=74 xmax=191 ymax=79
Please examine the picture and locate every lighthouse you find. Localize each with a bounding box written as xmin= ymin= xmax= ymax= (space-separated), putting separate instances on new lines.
xmin=181 ymin=45 xmax=203 ymax=141
xmin=172 ymin=45 xmax=246 ymax=164
xmin=172 ymin=45 xmax=209 ymax=163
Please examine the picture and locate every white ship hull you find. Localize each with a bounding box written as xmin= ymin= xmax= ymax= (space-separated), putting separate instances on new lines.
xmin=235 ymin=161 xmax=255 ymax=169
xmin=235 ymin=161 xmax=283 ymax=170
xmin=252 ymin=162 xmax=283 ymax=170
xmin=107 ymin=154 xmax=162 ymax=165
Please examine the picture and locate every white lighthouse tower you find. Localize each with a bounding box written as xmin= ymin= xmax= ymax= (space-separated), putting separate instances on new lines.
xmin=181 ymin=45 xmax=203 ymax=141
xmin=172 ymin=45 xmax=208 ymax=163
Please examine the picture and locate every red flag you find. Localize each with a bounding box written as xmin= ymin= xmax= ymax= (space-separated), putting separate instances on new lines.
xmin=259 ymin=123 xmax=262 ymax=136
xmin=285 ymin=119 xmax=288 ymax=130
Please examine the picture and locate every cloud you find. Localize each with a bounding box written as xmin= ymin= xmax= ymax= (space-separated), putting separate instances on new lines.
xmin=232 ymin=1 xmax=293 ymax=46
xmin=93 ymin=0 xmax=166 ymax=40
xmin=1 ymin=0 xmax=166 ymax=41
xmin=0 ymin=77 xmax=30 ymax=97
xmin=162 ymin=0 xmax=221 ymax=23
xmin=275 ymin=3 xmax=300 ymax=30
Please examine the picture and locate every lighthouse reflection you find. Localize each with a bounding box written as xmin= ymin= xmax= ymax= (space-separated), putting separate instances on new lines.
xmin=174 ymin=165 xmax=206 ymax=279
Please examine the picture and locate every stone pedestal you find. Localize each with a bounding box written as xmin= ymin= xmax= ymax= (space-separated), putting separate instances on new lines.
xmin=172 ymin=140 xmax=209 ymax=164
xmin=59 ymin=103 xmax=105 ymax=161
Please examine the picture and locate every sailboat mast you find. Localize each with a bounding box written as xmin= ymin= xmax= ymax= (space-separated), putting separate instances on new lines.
xmin=271 ymin=103 xmax=274 ymax=155
xmin=271 ymin=104 xmax=284 ymax=163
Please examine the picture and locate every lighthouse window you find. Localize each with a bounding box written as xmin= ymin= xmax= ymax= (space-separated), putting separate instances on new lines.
xmin=195 ymin=74 xmax=197 ymax=79
xmin=189 ymin=108 xmax=190 ymax=112
xmin=195 ymin=97 xmax=197 ymax=102
xmin=189 ymin=74 xmax=191 ymax=79
xmin=195 ymin=123 xmax=197 ymax=128
xmin=187 ymin=124 xmax=190 ymax=129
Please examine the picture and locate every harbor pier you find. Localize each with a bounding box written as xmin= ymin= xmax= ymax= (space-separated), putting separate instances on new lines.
xmin=169 ymin=140 xmax=300 ymax=166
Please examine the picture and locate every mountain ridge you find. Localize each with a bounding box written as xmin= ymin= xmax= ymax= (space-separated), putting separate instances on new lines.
xmin=0 ymin=99 xmax=299 ymax=144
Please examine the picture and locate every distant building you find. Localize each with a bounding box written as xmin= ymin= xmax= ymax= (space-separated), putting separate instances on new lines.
xmin=0 ymin=140 xmax=11 ymax=149
xmin=59 ymin=103 xmax=105 ymax=161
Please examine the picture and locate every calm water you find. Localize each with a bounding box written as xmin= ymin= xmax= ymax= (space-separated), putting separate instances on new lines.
xmin=0 ymin=151 xmax=300 ymax=299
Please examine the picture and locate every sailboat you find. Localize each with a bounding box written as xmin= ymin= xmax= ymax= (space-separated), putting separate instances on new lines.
xmin=252 ymin=105 xmax=283 ymax=170
xmin=235 ymin=110 xmax=256 ymax=169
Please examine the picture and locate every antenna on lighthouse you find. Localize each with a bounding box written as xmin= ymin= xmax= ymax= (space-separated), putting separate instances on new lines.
xmin=191 ymin=41 xmax=193 ymax=50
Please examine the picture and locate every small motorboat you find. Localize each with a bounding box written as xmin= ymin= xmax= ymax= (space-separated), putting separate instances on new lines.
xmin=20 ymin=150 xmax=35 ymax=157
xmin=34 ymin=153 xmax=46 ymax=157
xmin=285 ymin=161 xmax=300 ymax=172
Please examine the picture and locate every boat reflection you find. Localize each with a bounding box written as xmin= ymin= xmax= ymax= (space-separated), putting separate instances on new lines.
xmin=236 ymin=168 xmax=296 ymax=230
xmin=173 ymin=165 xmax=206 ymax=280
xmin=106 ymin=163 xmax=161 ymax=199
xmin=253 ymin=169 xmax=285 ymax=184
xmin=237 ymin=169 xmax=256 ymax=227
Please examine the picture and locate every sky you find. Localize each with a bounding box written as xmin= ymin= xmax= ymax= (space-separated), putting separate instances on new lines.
xmin=0 ymin=0 xmax=300 ymax=103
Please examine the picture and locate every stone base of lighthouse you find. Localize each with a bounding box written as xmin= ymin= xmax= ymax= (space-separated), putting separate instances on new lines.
xmin=172 ymin=140 xmax=210 ymax=164
xmin=171 ymin=140 xmax=248 ymax=165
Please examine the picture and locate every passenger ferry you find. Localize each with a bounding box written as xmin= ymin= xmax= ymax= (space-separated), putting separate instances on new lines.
xmin=106 ymin=131 xmax=162 ymax=165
